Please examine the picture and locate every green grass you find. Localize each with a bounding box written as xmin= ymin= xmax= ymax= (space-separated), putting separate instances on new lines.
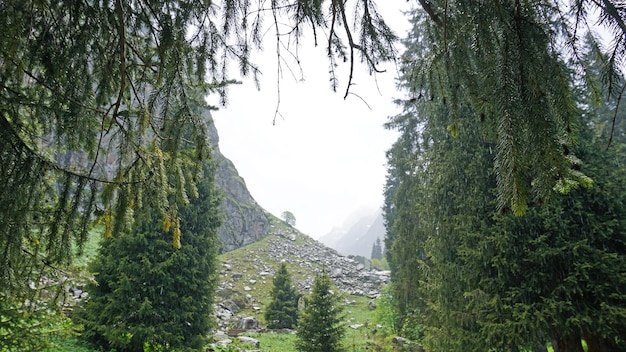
xmin=343 ymin=295 xmax=387 ymax=352
xmin=45 ymin=218 xmax=395 ymax=351
xmin=70 ymin=225 xmax=104 ymax=273
xmin=239 ymin=296 xmax=383 ymax=352
xmin=241 ymin=331 xmax=298 ymax=351
xmin=217 ymin=225 xmax=328 ymax=325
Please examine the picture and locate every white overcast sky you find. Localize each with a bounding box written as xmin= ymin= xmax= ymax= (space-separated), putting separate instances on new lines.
xmin=208 ymin=1 xmax=414 ymax=239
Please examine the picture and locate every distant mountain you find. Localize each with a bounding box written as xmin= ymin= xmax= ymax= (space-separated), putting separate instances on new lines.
xmin=320 ymin=208 xmax=386 ymax=258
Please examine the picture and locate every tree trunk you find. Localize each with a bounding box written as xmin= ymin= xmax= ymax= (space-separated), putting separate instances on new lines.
xmin=583 ymin=330 xmax=626 ymax=352
xmin=552 ymin=330 xmax=584 ymax=352
xmin=533 ymin=342 xmax=548 ymax=352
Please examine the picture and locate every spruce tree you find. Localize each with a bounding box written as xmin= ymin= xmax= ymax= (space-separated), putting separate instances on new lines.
xmin=3 ymin=0 xmax=625 ymax=348
xmin=370 ymin=238 xmax=383 ymax=260
xmin=385 ymin=11 xmax=626 ymax=350
xmin=76 ymin=159 xmax=222 ymax=352
xmin=406 ymin=0 xmax=624 ymax=214
xmin=265 ymin=262 xmax=299 ymax=329
xmin=296 ymin=272 xmax=345 ymax=352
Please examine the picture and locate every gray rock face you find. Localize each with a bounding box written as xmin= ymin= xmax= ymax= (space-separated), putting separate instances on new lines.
xmin=205 ymin=112 xmax=270 ymax=252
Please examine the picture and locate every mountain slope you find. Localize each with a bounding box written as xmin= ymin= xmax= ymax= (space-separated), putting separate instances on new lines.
xmin=205 ymin=112 xmax=270 ymax=252
xmin=214 ymin=216 xmax=389 ymax=329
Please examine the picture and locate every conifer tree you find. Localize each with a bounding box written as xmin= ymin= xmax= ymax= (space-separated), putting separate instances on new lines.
xmin=407 ymin=0 xmax=624 ymax=214
xmin=3 ymin=0 xmax=625 ymax=347
xmin=296 ymin=271 xmax=345 ymax=352
xmin=76 ymin=159 xmax=222 ymax=352
xmin=385 ymin=10 xmax=626 ymax=350
xmin=370 ymin=238 xmax=383 ymax=260
xmin=281 ymin=211 xmax=297 ymax=227
xmin=265 ymin=262 xmax=299 ymax=329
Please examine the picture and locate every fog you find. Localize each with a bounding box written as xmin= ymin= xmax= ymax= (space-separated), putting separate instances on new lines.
xmin=209 ymin=1 xmax=413 ymax=239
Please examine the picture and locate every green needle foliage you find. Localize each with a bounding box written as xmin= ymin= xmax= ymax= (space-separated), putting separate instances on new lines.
xmin=75 ymin=159 xmax=222 ymax=351
xmin=370 ymin=237 xmax=383 ymax=260
xmin=2 ymin=0 xmax=624 ymax=349
xmin=296 ymin=271 xmax=345 ymax=352
xmin=399 ymin=0 xmax=625 ymax=214
xmin=385 ymin=8 xmax=626 ymax=351
xmin=265 ymin=262 xmax=299 ymax=329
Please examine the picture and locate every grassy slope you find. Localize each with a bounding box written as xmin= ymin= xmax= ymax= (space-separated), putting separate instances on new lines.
xmin=217 ymin=216 xmax=389 ymax=351
xmin=217 ymin=218 xmax=325 ymax=321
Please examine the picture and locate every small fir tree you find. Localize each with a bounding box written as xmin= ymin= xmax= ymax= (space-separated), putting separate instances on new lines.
xmin=296 ymin=271 xmax=345 ymax=352
xmin=265 ymin=262 xmax=299 ymax=329
xmin=370 ymin=238 xmax=383 ymax=260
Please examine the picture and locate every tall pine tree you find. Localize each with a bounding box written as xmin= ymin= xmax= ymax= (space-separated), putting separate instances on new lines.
xmin=0 ymin=2 xmax=395 ymax=346
xmin=370 ymin=238 xmax=383 ymax=260
xmin=384 ymin=7 xmax=626 ymax=351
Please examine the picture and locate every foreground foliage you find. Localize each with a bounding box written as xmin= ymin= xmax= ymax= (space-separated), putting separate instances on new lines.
xmin=3 ymin=0 xmax=625 ymax=349
xmin=75 ymin=160 xmax=222 ymax=351
xmin=0 ymin=1 xmax=395 ymax=346
xmin=384 ymin=7 xmax=626 ymax=351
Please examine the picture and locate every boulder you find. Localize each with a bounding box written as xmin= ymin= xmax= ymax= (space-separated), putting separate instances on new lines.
xmin=238 ymin=336 xmax=260 ymax=348
xmin=220 ymin=300 xmax=240 ymax=314
xmin=392 ymin=336 xmax=408 ymax=346
xmin=237 ymin=316 xmax=259 ymax=330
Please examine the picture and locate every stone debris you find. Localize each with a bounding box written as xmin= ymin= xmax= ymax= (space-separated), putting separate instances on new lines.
xmin=214 ymin=227 xmax=390 ymax=330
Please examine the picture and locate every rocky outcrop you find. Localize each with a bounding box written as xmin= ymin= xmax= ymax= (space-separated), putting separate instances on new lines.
xmin=205 ymin=112 xmax=270 ymax=252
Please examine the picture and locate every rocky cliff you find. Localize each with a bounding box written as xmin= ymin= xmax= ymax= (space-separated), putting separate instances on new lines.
xmin=205 ymin=112 xmax=270 ymax=252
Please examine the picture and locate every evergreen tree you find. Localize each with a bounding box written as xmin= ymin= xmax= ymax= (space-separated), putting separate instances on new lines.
xmin=384 ymin=8 xmax=626 ymax=351
xmin=5 ymin=1 xmax=623 ymax=311
xmin=3 ymin=0 xmax=625 ymax=347
xmin=407 ymin=0 xmax=624 ymax=214
xmin=370 ymin=238 xmax=383 ymax=260
xmin=265 ymin=262 xmax=299 ymax=329
xmin=296 ymin=271 xmax=345 ymax=352
xmin=76 ymin=159 xmax=222 ymax=352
